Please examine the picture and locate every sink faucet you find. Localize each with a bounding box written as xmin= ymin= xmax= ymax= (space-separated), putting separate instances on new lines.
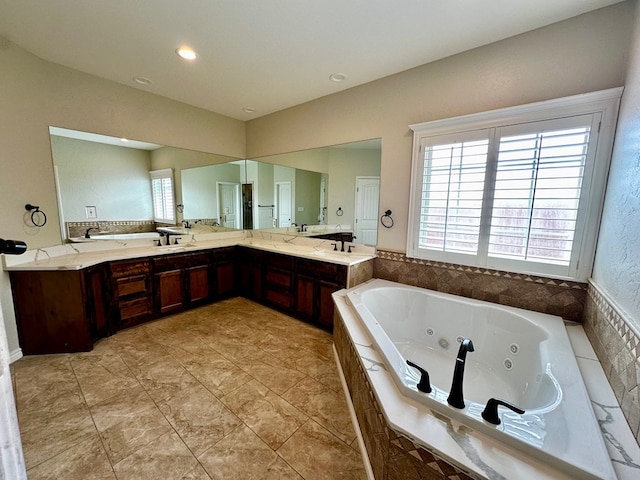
xmin=447 ymin=338 xmax=474 ymax=409
xmin=84 ymin=227 xmax=98 ymax=238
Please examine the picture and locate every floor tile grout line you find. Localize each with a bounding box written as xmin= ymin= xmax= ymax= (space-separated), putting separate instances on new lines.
xmin=17 ymin=299 xmax=366 ymax=480
xmin=69 ymin=350 xmax=135 ymax=479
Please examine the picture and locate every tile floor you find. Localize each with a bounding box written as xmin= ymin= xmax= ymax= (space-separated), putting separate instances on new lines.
xmin=10 ymin=297 xmax=367 ymax=480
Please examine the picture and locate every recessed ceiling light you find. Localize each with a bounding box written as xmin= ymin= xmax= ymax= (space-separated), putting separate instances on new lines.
xmin=176 ymin=46 xmax=197 ymax=60
xmin=329 ymin=73 xmax=348 ymax=83
xmin=242 ymin=107 xmax=256 ymax=114
xmin=132 ymin=76 xmax=153 ymax=85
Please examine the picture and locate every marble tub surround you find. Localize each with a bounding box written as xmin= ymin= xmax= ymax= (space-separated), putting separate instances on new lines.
xmin=583 ymin=280 xmax=640 ymax=448
xmin=333 ymin=289 xmax=640 ymax=480
xmin=374 ymin=249 xmax=587 ymax=322
xmin=11 ymin=298 xmax=367 ymax=480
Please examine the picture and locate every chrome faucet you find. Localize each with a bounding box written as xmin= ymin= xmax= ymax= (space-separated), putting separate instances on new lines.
xmin=447 ymin=338 xmax=474 ymax=409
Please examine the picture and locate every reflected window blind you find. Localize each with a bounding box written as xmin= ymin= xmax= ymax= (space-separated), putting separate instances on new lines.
xmin=150 ymin=169 xmax=175 ymax=223
xmin=488 ymin=126 xmax=590 ymax=265
xmin=419 ymin=139 xmax=489 ymax=254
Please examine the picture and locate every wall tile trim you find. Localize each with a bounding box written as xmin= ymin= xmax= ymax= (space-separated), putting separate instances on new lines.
xmin=584 ymin=279 xmax=640 ymax=446
xmin=374 ymin=249 xmax=587 ymax=322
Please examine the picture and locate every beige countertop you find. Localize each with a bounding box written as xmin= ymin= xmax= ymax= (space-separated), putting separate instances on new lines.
xmin=2 ymin=235 xmax=375 ymax=272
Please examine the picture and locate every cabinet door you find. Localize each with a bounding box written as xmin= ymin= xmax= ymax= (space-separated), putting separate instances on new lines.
xmin=188 ymin=265 xmax=210 ymax=303
xmin=156 ymin=269 xmax=184 ymax=314
xmin=295 ymin=275 xmax=314 ymax=320
xmin=318 ymin=280 xmax=341 ymax=328
xmin=10 ymin=271 xmax=92 ymax=354
xmin=216 ymin=262 xmax=236 ymax=298
xmin=86 ymin=267 xmax=110 ymax=339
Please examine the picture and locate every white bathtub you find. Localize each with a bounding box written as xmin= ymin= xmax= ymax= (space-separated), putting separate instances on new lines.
xmin=345 ymin=279 xmax=614 ymax=480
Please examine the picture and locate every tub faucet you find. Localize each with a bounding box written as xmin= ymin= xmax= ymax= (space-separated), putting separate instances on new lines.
xmin=84 ymin=227 xmax=98 ymax=238
xmin=447 ymin=338 xmax=474 ymax=409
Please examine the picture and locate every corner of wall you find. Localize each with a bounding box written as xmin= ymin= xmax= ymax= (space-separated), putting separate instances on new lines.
xmin=583 ymin=280 xmax=640 ymax=446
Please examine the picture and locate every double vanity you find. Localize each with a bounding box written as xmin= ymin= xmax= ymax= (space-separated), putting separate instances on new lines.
xmin=4 ymin=231 xmax=374 ymax=355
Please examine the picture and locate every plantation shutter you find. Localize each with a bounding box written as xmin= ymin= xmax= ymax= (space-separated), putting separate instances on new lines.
xmin=488 ymin=115 xmax=595 ymax=267
xmin=149 ymin=169 xmax=175 ymax=223
xmin=419 ymin=130 xmax=489 ymax=255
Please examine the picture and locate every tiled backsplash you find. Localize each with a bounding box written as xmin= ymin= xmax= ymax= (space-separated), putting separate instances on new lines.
xmin=374 ymin=249 xmax=587 ymax=322
xmin=66 ymin=220 xmax=157 ymax=238
xmin=583 ymin=281 xmax=640 ymax=446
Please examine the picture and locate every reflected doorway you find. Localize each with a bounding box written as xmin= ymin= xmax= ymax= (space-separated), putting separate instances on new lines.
xmin=217 ymin=182 xmax=241 ymax=229
xmin=276 ymin=181 xmax=292 ymax=227
xmin=242 ymin=183 xmax=254 ymax=229
xmin=354 ymin=176 xmax=380 ymax=245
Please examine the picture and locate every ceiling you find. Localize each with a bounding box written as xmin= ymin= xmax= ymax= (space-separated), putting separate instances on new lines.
xmin=0 ymin=0 xmax=623 ymax=121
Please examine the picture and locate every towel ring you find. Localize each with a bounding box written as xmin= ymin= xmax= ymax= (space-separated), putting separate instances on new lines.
xmin=380 ymin=209 xmax=394 ymax=228
xmin=25 ymin=204 xmax=47 ymax=228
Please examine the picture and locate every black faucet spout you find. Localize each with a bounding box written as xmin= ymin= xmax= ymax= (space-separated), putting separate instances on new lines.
xmin=447 ymin=338 xmax=474 ymax=409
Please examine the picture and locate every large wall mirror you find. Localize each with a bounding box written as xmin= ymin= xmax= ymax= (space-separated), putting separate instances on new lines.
xmin=49 ymin=126 xmax=381 ymax=245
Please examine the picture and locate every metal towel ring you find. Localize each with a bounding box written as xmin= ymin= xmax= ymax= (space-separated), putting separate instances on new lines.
xmin=25 ymin=204 xmax=47 ymax=227
xmin=380 ymin=209 xmax=394 ymax=228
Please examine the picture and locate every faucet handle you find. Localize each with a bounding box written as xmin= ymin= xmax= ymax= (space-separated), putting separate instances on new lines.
xmin=406 ymin=360 xmax=432 ymax=393
xmin=331 ymin=242 xmax=338 ymax=251
xmin=481 ymin=398 xmax=525 ymax=425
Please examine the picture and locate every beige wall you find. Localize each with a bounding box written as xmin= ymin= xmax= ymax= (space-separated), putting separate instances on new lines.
xmin=0 ymin=42 xmax=245 ymax=355
xmin=246 ymin=3 xmax=633 ymax=252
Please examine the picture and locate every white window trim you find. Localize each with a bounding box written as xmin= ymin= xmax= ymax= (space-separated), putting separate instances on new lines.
xmin=149 ymin=168 xmax=175 ymax=224
xmin=407 ymin=87 xmax=622 ymax=281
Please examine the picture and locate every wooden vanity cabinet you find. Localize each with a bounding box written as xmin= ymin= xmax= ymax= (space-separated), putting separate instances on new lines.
xmin=153 ymin=252 xmax=212 ymax=315
xmin=9 ymin=270 xmax=95 ymax=354
xmin=263 ymin=252 xmax=295 ymax=310
xmin=85 ymin=264 xmax=110 ymax=339
xmin=109 ymin=259 xmax=153 ymax=331
xmin=238 ymin=247 xmax=263 ymax=300
xmin=211 ymin=247 xmax=237 ymax=299
xmin=294 ymin=258 xmax=348 ymax=328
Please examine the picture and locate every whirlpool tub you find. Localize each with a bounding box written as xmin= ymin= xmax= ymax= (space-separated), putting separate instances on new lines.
xmin=339 ymin=279 xmax=614 ymax=480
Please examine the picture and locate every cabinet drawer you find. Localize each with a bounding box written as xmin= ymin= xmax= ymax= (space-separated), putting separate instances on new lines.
xmin=212 ymin=247 xmax=236 ymax=263
xmin=119 ymin=296 xmax=152 ymax=320
xmin=296 ymin=258 xmax=347 ymax=285
xmin=265 ymin=268 xmax=292 ymax=288
xmin=265 ymin=289 xmax=293 ymax=309
xmin=264 ymin=252 xmax=294 ymax=271
xmin=110 ymin=259 xmax=151 ymax=278
xmin=115 ymin=275 xmax=149 ymax=299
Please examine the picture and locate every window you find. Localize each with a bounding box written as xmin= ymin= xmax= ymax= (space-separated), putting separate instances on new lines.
xmin=149 ymin=169 xmax=175 ymax=224
xmin=408 ymin=88 xmax=622 ymax=280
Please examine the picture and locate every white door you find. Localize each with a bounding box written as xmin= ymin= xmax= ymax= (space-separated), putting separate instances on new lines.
xmin=276 ymin=181 xmax=292 ymax=227
xmin=217 ymin=182 xmax=241 ymax=229
xmin=354 ymin=176 xmax=380 ymax=245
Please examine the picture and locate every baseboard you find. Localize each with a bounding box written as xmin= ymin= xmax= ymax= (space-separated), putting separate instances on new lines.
xmin=9 ymin=348 xmax=22 ymax=364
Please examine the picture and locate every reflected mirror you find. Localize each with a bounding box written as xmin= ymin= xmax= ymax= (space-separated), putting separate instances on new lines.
xmin=49 ymin=126 xmax=381 ymax=245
